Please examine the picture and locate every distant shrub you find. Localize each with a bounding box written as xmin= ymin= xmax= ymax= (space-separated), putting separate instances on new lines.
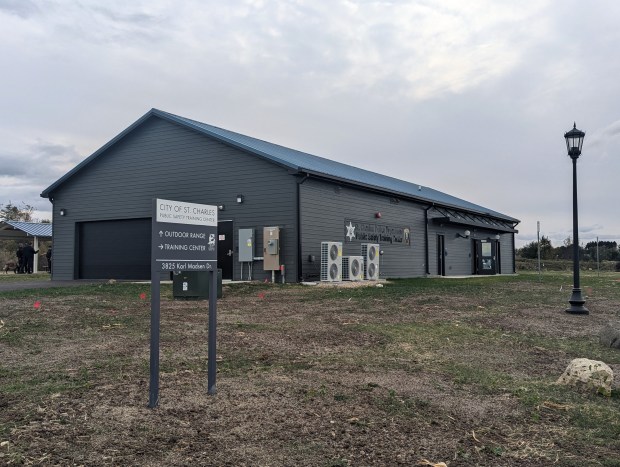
xmin=516 ymin=258 xmax=618 ymax=272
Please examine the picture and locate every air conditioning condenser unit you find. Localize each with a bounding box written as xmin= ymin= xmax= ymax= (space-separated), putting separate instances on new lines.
xmin=361 ymin=243 xmax=380 ymax=280
xmin=321 ymin=241 xmax=342 ymax=282
xmin=342 ymin=255 xmax=364 ymax=281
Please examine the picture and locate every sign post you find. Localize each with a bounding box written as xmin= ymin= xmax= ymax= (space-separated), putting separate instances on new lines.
xmin=149 ymin=254 xmax=161 ymax=408
xmin=149 ymin=198 xmax=218 ymax=408
xmin=208 ymin=268 xmax=217 ymax=395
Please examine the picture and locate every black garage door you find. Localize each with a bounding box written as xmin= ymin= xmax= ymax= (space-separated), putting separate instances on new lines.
xmin=78 ymin=218 xmax=150 ymax=280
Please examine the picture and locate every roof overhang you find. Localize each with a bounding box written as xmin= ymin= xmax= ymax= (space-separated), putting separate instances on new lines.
xmin=0 ymin=221 xmax=53 ymax=240
xmin=432 ymin=216 xmax=518 ymax=233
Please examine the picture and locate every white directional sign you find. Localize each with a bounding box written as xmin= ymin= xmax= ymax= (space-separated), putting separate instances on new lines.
xmin=155 ymin=199 xmax=218 ymax=226
xmin=149 ymin=198 xmax=220 ymax=407
xmin=152 ymin=199 xmax=218 ymax=272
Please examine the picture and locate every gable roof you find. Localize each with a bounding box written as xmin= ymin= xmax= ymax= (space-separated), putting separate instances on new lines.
xmin=41 ymin=108 xmax=519 ymax=224
xmin=0 ymin=221 xmax=52 ymax=239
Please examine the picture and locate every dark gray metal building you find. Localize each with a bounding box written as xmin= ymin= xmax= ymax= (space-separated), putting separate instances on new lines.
xmin=40 ymin=109 xmax=519 ymax=282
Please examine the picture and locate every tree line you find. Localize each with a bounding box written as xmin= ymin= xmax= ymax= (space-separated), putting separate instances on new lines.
xmin=517 ymin=235 xmax=619 ymax=262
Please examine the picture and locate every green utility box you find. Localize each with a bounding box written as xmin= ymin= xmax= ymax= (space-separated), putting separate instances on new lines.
xmin=172 ymin=270 xmax=222 ymax=300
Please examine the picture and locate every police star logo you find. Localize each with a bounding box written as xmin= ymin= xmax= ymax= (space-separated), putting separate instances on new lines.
xmin=345 ymin=221 xmax=356 ymax=241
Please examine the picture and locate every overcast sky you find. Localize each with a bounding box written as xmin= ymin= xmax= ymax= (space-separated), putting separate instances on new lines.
xmin=1 ymin=0 xmax=619 ymax=248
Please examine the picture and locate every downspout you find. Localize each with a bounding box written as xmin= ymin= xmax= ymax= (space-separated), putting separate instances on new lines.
xmin=512 ymin=228 xmax=517 ymax=274
xmin=513 ymin=233 xmax=517 ymax=274
xmin=512 ymin=221 xmax=520 ymax=274
xmin=424 ymin=205 xmax=434 ymax=276
xmin=296 ymin=173 xmax=311 ymax=282
xmin=48 ymin=195 xmax=54 ymax=279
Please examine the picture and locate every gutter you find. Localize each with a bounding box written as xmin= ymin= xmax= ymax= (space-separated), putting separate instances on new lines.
xmin=511 ymin=220 xmax=520 ymax=274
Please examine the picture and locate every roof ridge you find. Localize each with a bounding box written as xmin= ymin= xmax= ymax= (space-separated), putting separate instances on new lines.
xmin=153 ymin=110 xmax=516 ymax=222
xmin=41 ymin=108 xmax=519 ymax=224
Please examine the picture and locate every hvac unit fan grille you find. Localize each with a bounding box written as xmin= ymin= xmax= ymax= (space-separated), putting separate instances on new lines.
xmin=361 ymin=243 xmax=380 ymax=280
xmin=343 ymin=255 xmax=364 ymax=281
xmin=321 ymin=242 xmax=342 ymax=281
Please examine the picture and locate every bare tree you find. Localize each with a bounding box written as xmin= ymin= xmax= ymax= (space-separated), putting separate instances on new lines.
xmin=0 ymin=201 xmax=34 ymax=222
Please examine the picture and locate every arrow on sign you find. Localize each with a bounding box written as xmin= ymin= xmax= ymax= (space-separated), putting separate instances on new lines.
xmin=159 ymin=244 xmax=164 ymax=250
xmin=159 ymin=231 xmax=163 ymax=237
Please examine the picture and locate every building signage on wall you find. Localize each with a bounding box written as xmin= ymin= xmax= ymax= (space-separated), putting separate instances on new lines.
xmin=152 ymin=199 xmax=218 ymax=272
xmin=344 ymin=219 xmax=411 ymax=246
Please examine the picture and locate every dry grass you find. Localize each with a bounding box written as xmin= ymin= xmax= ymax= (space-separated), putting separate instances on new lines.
xmin=1 ymin=271 xmax=619 ymax=466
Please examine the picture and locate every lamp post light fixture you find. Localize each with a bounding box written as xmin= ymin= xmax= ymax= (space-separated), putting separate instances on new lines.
xmin=564 ymin=122 xmax=588 ymax=315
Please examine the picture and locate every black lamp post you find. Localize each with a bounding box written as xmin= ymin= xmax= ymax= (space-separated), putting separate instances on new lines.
xmin=564 ymin=122 xmax=588 ymax=315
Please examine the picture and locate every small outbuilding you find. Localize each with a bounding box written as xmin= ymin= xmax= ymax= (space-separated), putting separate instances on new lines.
xmin=0 ymin=221 xmax=53 ymax=273
xmin=40 ymin=109 xmax=519 ymax=282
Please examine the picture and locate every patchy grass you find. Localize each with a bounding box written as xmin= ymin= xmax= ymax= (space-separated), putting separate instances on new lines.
xmin=0 ymin=272 xmax=50 ymax=283
xmin=1 ymin=367 xmax=92 ymax=397
xmin=0 ymin=271 xmax=619 ymax=465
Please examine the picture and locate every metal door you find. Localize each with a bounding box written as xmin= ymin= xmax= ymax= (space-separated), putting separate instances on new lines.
xmin=217 ymin=221 xmax=234 ymax=280
xmin=77 ymin=218 xmax=151 ymax=280
xmin=437 ymin=234 xmax=446 ymax=276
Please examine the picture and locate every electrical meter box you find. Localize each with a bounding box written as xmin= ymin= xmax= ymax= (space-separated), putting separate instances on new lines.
xmin=238 ymin=228 xmax=254 ymax=262
xmin=267 ymin=238 xmax=278 ymax=255
xmin=263 ymin=226 xmax=280 ymax=270
xmin=172 ymin=270 xmax=222 ymax=300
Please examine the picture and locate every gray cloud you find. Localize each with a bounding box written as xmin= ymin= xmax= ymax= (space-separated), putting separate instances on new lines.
xmin=587 ymin=120 xmax=620 ymax=151
xmin=0 ymin=152 xmax=27 ymax=176
xmin=0 ymin=0 xmax=39 ymax=18
xmin=0 ymin=0 xmax=618 ymax=244
xmin=0 ymin=143 xmax=81 ymax=220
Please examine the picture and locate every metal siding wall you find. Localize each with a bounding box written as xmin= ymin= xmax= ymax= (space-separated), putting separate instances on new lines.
xmin=299 ymin=179 xmax=426 ymax=280
xmin=428 ymin=229 xmax=438 ymax=276
xmin=427 ymin=220 xmax=474 ymax=276
xmin=48 ymin=117 xmax=298 ymax=282
xmin=499 ymin=233 xmax=515 ymax=274
xmin=48 ymin=202 xmax=75 ymax=280
xmin=447 ymin=234 xmax=474 ymax=275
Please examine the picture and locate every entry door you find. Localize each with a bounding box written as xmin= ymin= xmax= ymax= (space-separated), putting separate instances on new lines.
xmin=475 ymin=240 xmax=496 ymax=275
xmin=437 ymin=234 xmax=446 ymax=276
xmin=217 ymin=221 xmax=234 ymax=280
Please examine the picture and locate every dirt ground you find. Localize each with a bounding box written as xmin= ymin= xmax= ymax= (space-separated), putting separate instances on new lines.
xmin=1 ymin=274 xmax=619 ymax=466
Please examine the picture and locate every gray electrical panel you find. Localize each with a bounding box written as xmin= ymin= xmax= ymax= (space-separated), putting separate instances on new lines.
xmin=238 ymin=228 xmax=254 ymax=262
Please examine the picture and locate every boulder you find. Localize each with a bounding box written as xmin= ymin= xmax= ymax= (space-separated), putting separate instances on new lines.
xmin=599 ymin=321 xmax=620 ymax=349
xmin=556 ymin=358 xmax=613 ymax=397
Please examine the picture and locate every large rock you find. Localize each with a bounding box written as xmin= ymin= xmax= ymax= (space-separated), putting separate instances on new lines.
xmin=556 ymin=358 xmax=613 ymax=397
xmin=599 ymin=322 xmax=620 ymax=349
